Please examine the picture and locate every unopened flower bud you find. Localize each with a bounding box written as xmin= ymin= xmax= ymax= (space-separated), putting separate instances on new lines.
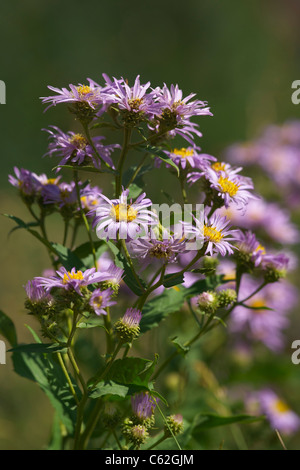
xmin=164 ymin=414 xmax=184 ymax=437
xmin=115 ymin=308 xmax=142 ymax=343
xmin=217 ymin=289 xmax=237 ymax=308
xmin=197 ymin=291 xmax=219 ymax=313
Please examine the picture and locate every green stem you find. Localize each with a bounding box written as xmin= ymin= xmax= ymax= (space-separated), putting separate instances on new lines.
xmin=146 ymin=434 xmax=168 ymax=451
xmin=238 ymin=281 xmax=267 ymax=304
xmin=103 ymin=307 xmax=115 ymax=355
xmin=112 ymin=429 xmax=123 ymax=450
xmin=179 ymin=173 xmax=188 ymax=204
xmin=82 ymin=123 xmax=113 ymax=171
xmin=121 ymin=239 xmax=145 ymax=294
xmin=56 ymin=352 xmax=79 ymax=406
xmin=153 ymin=398 xmax=181 ymax=451
xmin=125 ymin=153 xmax=149 ymax=189
xmin=73 ymin=169 xmax=97 ymax=268
xmin=116 ymin=128 xmax=132 ymax=197
xmin=63 ymin=219 xmax=69 ymax=246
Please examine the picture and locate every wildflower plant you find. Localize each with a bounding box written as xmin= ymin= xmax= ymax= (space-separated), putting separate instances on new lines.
xmin=1 ymin=74 xmax=299 ymax=451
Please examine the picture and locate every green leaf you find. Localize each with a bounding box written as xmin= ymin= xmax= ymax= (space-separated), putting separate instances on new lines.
xmin=50 ymin=243 xmax=83 ymax=271
xmin=47 ymin=412 xmax=64 ymax=450
xmin=9 ymin=343 xmax=68 ymax=354
xmin=192 ymin=413 xmax=265 ymax=434
xmin=140 ymin=286 xmax=185 ymax=333
xmin=163 ymin=273 xmax=185 ymax=288
xmin=51 ymin=164 xmax=116 ymax=175
xmin=77 ymin=316 xmax=108 ymax=330
xmin=0 ymin=310 xmax=17 ymax=346
xmin=141 ymin=145 xmax=180 ymax=176
xmin=106 ymin=357 xmax=157 ymax=386
xmin=170 ymin=336 xmax=190 ymax=356
xmin=89 ymin=357 xmax=157 ymax=399
xmin=12 ymin=348 xmax=80 ymax=434
xmin=106 ymin=241 xmax=147 ymax=296
xmin=72 ymin=240 xmax=107 ymax=269
xmin=89 ymin=381 xmax=130 ymax=399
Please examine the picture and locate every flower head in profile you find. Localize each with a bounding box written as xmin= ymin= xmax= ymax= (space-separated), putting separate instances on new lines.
xmin=89 ymin=288 xmax=116 ymax=316
xmin=104 ymin=74 xmax=161 ymax=125
xmin=229 ymin=276 xmax=296 ymax=351
xmin=150 ymin=83 xmax=212 ymax=144
xmin=235 ymin=230 xmax=267 ymax=267
xmin=41 ymin=180 xmax=78 ymax=208
xmin=115 ymin=308 xmax=142 ymax=343
xmin=130 ymin=235 xmax=186 ymax=265
xmin=24 ymin=279 xmax=52 ymax=304
xmin=131 ymin=392 xmax=157 ymax=421
xmin=40 ymin=78 xmax=112 ymax=113
xmin=160 ymin=146 xmax=216 ymax=171
xmin=90 ymin=189 xmax=158 ymax=241
xmin=34 ymin=267 xmax=113 ymax=295
xmin=9 ymin=167 xmax=43 ymax=199
xmin=44 ymin=126 xmax=118 ymax=170
xmin=257 ymin=389 xmax=300 ymax=435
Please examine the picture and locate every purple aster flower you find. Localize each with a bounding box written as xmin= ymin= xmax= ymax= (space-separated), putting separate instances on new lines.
xmin=97 ymin=262 xmax=124 ymax=289
xmin=90 ymin=189 xmax=158 ymax=241
xmin=104 ymin=74 xmax=161 ymax=123
xmin=235 ymin=230 xmax=266 ymax=267
xmin=9 ymin=167 xmax=43 ymax=198
xmin=159 ymin=146 xmax=216 ymax=171
xmin=258 ymin=389 xmax=300 ymax=435
xmin=131 ymin=392 xmax=157 ymax=420
xmin=40 ymin=78 xmax=112 ymax=113
xmin=80 ymin=184 xmax=103 ymax=212
xmin=129 ymin=236 xmax=186 ymax=265
xmin=219 ymin=199 xmax=299 ymax=245
xmin=187 ymin=160 xmax=242 ymax=185
xmin=230 ymin=276 xmax=296 ymax=351
xmin=24 ymin=279 xmax=52 ymax=303
xmin=89 ymin=288 xmax=116 ymax=316
xmin=203 ymin=167 xmax=257 ymax=211
xmin=41 ymin=180 xmax=78 ymax=207
xmin=122 ymin=308 xmax=142 ymax=329
xmin=150 ymin=83 xmax=212 ymax=144
xmin=34 ymin=267 xmax=113 ymax=295
xmin=43 ymin=126 xmax=119 ymax=170
xmin=182 ymin=210 xmax=239 ymax=256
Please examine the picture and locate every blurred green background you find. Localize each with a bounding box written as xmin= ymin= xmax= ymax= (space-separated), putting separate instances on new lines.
xmin=0 ymin=0 xmax=300 ymax=449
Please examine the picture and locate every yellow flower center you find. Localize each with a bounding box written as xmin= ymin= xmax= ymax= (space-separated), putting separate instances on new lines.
xmin=248 ymin=297 xmax=267 ymax=314
xmin=255 ymin=244 xmax=266 ymax=255
xmin=274 ymin=399 xmax=290 ymax=414
xmin=203 ymin=224 xmax=224 ymax=243
xmin=81 ymin=196 xmax=98 ymax=209
xmin=218 ymin=176 xmax=240 ymax=197
xmin=77 ymin=85 xmax=92 ymax=96
xmin=173 ymin=148 xmax=194 ymax=158
xmin=46 ymin=178 xmax=58 ymax=185
xmin=110 ymin=204 xmax=138 ymax=222
xmin=93 ymin=295 xmax=103 ymax=308
xmin=69 ymin=133 xmax=88 ymax=149
xmin=212 ymin=162 xmax=226 ymax=172
xmin=63 ymin=270 xmax=84 ymax=284
xmin=128 ymin=98 xmax=143 ymax=111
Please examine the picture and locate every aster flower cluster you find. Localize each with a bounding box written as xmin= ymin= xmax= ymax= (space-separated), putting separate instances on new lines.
xmin=4 ymin=73 xmax=299 ymax=451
